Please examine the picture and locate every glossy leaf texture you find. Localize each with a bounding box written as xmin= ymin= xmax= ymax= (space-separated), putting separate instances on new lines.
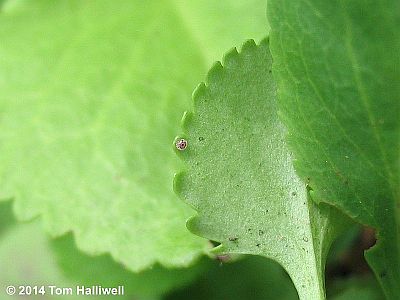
xmin=268 ymin=0 xmax=400 ymax=298
xmin=0 ymin=0 xmax=268 ymax=271
xmin=174 ymin=39 xmax=350 ymax=299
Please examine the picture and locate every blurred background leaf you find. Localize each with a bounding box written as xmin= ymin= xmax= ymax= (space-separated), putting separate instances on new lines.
xmin=166 ymin=256 xmax=298 ymax=300
xmin=0 ymin=0 xmax=268 ymax=271
xmin=51 ymin=235 xmax=210 ymax=299
xmin=0 ymin=201 xmax=210 ymax=299
xmin=330 ymin=277 xmax=384 ymax=300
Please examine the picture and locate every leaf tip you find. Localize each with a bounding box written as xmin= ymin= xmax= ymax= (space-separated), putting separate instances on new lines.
xmin=222 ymin=47 xmax=240 ymax=68
xmin=181 ymin=110 xmax=193 ymax=132
xmin=241 ymin=39 xmax=257 ymax=51
xmin=192 ymin=83 xmax=208 ymax=109
xmin=206 ymin=61 xmax=224 ymax=86
xmin=259 ymin=36 xmax=269 ymax=47
xmin=173 ymin=171 xmax=186 ymax=199
xmin=192 ymin=82 xmax=206 ymax=99
xmin=186 ymin=215 xmax=202 ymax=236
xmin=210 ymin=243 xmax=228 ymax=255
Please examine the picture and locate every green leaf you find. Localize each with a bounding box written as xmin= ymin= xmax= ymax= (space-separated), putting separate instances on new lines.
xmin=0 ymin=221 xmax=207 ymax=300
xmin=174 ymin=39 xmax=350 ymax=299
xmin=0 ymin=201 xmax=13 ymax=235
xmin=0 ymin=0 xmax=267 ymax=270
xmin=171 ymin=0 xmax=270 ymax=66
xmin=0 ymin=202 xmax=210 ymax=300
xmin=268 ymin=1 xmax=400 ymax=297
xmin=166 ymin=256 xmax=298 ymax=300
xmin=51 ymin=234 xmax=210 ymax=299
xmin=0 ymin=223 xmax=88 ymax=300
xmin=330 ymin=277 xmax=384 ymax=300
xmin=327 ymin=224 xmax=362 ymax=264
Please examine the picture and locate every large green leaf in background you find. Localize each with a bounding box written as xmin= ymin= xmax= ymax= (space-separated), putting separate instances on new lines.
xmin=0 ymin=0 xmax=267 ymax=271
xmin=0 ymin=223 xmax=98 ymax=300
xmin=268 ymin=0 xmax=399 ymax=298
xmin=51 ymin=234 xmax=209 ymax=299
xmin=0 ymin=227 xmax=206 ymax=300
xmin=174 ymin=39 xmax=350 ymax=299
xmin=330 ymin=277 xmax=384 ymax=300
xmin=173 ymin=0 xmax=270 ymax=66
xmin=0 ymin=201 xmax=13 ymax=235
xmin=166 ymin=256 xmax=298 ymax=300
xmin=0 ymin=201 xmax=208 ymax=300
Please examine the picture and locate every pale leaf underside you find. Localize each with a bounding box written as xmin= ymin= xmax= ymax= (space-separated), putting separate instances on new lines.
xmin=175 ymin=39 xmax=349 ymax=299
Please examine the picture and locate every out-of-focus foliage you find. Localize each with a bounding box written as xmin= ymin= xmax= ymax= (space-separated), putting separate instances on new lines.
xmin=0 ymin=202 xmax=210 ymax=299
xmin=166 ymin=256 xmax=298 ymax=300
xmin=330 ymin=277 xmax=384 ymax=300
xmin=51 ymin=235 xmax=210 ymax=298
xmin=0 ymin=0 xmax=267 ymax=271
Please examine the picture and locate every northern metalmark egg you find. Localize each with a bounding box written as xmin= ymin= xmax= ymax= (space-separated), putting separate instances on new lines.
xmin=175 ymin=138 xmax=188 ymax=151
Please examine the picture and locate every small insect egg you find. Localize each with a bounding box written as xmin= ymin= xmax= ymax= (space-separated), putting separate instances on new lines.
xmin=175 ymin=138 xmax=188 ymax=151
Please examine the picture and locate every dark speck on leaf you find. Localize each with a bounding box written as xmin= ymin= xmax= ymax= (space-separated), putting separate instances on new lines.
xmin=229 ymin=237 xmax=238 ymax=242
xmin=198 ymin=136 xmax=204 ymax=141
xmin=292 ymin=192 xmax=297 ymax=196
xmin=256 ymin=243 xmax=261 ymax=247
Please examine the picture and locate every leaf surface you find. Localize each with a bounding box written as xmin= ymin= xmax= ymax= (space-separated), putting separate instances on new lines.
xmin=268 ymin=1 xmax=400 ymax=297
xmin=330 ymin=277 xmax=384 ymax=300
xmin=51 ymin=234 xmax=210 ymax=299
xmin=0 ymin=0 xmax=267 ymax=270
xmin=166 ymin=256 xmax=298 ymax=300
xmin=0 ymin=202 xmax=209 ymax=300
xmin=175 ymin=39 xmax=349 ymax=299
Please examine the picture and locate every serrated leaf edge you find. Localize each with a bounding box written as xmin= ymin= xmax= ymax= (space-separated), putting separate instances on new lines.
xmin=174 ymin=38 xmax=268 ymax=255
